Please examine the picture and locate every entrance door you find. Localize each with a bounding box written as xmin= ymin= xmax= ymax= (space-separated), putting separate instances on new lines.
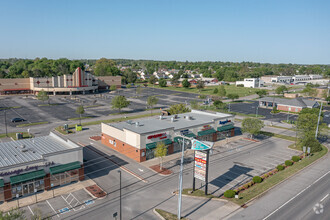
xmin=22 ymin=184 xmax=29 ymax=195
xmin=28 ymin=183 xmax=34 ymax=194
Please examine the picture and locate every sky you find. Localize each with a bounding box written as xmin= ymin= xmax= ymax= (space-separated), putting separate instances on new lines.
xmin=0 ymin=0 xmax=329 ymax=64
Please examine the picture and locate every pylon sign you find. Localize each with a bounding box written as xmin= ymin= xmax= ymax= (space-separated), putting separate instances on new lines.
xmin=191 ymin=139 xmax=213 ymax=151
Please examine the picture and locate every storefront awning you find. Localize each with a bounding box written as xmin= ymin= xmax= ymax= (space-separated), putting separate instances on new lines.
xmin=185 ymin=133 xmax=196 ymax=138
xmin=0 ymin=179 xmax=4 ymax=188
xmin=198 ymin=128 xmax=216 ymax=136
xmin=10 ymin=170 xmax=46 ymax=185
xmin=49 ymin=161 xmax=81 ymax=175
xmin=146 ymin=139 xmax=172 ymax=150
xmin=217 ymin=124 xmax=235 ymax=132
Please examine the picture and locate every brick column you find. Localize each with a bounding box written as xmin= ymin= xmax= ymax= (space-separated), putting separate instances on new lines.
xmin=212 ymin=132 xmax=217 ymax=142
xmin=4 ymin=182 xmax=12 ymax=201
xmin=231 ymin=128 xmax=235 ymax=137
xmin=167 ymin=143 xmax=174 ymax=155
xmin=79 ymin=164 xmax=85 ymax=181
xmin=44 ymin=174 xmax=51 ymax=191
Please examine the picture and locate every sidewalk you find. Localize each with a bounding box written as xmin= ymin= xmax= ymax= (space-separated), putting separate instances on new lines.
xmin=0 ymin=178 xmax=95 ymax=212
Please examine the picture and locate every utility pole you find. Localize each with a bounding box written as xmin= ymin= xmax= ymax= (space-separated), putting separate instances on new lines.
xmin=315 ymin=102 xmax=323 ymax=139
xmin=4 ymin=110 xmax=8 ymax=137
xmin=118 ymin=170 xmax=122 ymax=220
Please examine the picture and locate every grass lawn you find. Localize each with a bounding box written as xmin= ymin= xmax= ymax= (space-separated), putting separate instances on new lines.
xmin=0 ymin=106 xmax=21 ymax=110
xmin=228 ymin=145 xmax=328 ymax=206
xmin=38 ymin=103 xmax=60 ymax=107
xmin=155 ymin=209 xmax=188 ymax=220
xmin=0 ymin=132 xmax=32 ymax=140
xmin=259 ymin=131 xmax=296 ymax=141
xmin=270 ymin=125 xmax=295 ymax=131
xmin=85 ymin=105 xmax=102 ymax=108
xmin=182 ymin=188 xmax=217 ymax=199
xmin=68 ymin=116 xmax=93 ymax=120
xmin=16 ymin=121 xmax=48 ymax=127
xmin=151 ymin=84 xmax=258 ymax=97
xmin=288 ymin=143 xmax=302 ymax=151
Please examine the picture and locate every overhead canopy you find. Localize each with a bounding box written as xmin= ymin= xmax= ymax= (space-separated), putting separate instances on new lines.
xmin=146 ymin=139 xmax=172 ymax=150
xmin=0 ymin=179 xmax=4 ymax=188
xmin=198 ymin=128 xmax=216 ymax=136
xmin=217 ymin=124 xmax=234 ymax=132
xmin=185 ymin=133 xmax=196 ymax=138
xmin=49 ymin=161 xmax=81 ymax=175
xmin=10 ymin=170 xmax=46 ymax=185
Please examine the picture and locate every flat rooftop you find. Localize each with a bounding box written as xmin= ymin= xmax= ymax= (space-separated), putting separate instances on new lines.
xmin=109 ymin=110 xmax=233 ymax=134
xmin=0 ymin=132 xmax=80 ymax=168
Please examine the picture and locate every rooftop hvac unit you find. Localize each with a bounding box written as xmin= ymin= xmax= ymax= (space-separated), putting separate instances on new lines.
xmin=135 ymin=122 xmax=140 ymax=127
xmin=171 ymin=117 xmax=174 ymax=122
xmin=126 ymin=120 xmax=133 ymax=124
xmin=185 ymin=116 xmax=191 ymax=120
xmin=20 ymin=145 xmax=26 ymax=149
xmin=21 ymin=148 xmax=28 ymax=153
xmin=159 ymin=115 xmax=163 ymax=120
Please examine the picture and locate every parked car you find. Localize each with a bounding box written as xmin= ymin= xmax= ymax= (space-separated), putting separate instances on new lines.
xmin=11 ymin=118 xmax=25 ymax=123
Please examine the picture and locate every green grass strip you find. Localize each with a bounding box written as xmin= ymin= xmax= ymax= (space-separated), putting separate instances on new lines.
xmin=182 ymin=188 xmax=217 ymax=199
xmin=0 ymin=106 xmax=21 ymax=110
xmin=0 ymin=132 xmax=32 ymax=140
xmin=228 ymin=145 xmax=327 ymax=206
xmin=68 ymin=116 xmax=93 ymax=120
xmin=85 ymin=105 xmax=102 ymax=108
xmin=259 ymin=131 xmax=296 ymax=141
xmin=38 ymin=103 xmax=59 ymax=107
xmin=16 ymin=121 xmax=48 ymax=127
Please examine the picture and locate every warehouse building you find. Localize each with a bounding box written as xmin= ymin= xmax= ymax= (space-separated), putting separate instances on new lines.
xmin=258 ymin=97 xmax=319 ymax=113
xmin=0 ymin=132 xmax=83 ymax=202
xmin=101 ymin=110 xmax=235 ymax=162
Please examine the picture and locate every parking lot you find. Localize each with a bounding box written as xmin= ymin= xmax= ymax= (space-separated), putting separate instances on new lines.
xmin=20 ymin=189 xmax=97 ymax=219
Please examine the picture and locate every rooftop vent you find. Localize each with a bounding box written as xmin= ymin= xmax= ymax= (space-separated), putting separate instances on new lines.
xmin=159 ymin=115 xmax=163 ymax=120
xmin=20 ymin=145 xmax=26 ymax=149
xmin=185 ymin=116 xmax=191 ymax=120
xmin=135 ymin=122 xmax=140 ymax=127
xmin=171 ymin=117 xmax=175 ymax=122
xmin=126 ymin=120 xmax=133 ymax=124
xmin=21 ymin=148 xmax=28 ymax=153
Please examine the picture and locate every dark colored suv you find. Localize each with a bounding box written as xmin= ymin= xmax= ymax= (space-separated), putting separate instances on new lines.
xmin=11 ymin=118 xmax=25 ymax=123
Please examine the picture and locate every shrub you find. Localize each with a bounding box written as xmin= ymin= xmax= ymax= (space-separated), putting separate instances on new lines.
xmin=292 ymin=155 xmax=300 ymax=162
xmin=126 ymin=84 xmax=132 ymax=88
xmin=285 ymin=160 xmax=293 ymax=166
xmin=277 ymin=165 xmax=284 ymax=171
xmin=243 ymin=183 xmax=249 ymax=189
xmin=213 ymin=88 xmax=218 ymax=94
xmin=248 ymin=181 xmax=254 ymax=187
xmin=224 ymin=190 xmax=236 ymax=198
xmin=252 ymin=176 xmax=263 ymax=183
xmin=263 ymin=173 xmax=269 ymax=179
xmin=237 ymin=84 xmax=244 ymax=87
xmin=199 ymin=94 xmax=207 ymax=99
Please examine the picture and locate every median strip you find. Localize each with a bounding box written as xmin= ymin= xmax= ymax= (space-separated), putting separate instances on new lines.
xmin=16 ymin=121 xmax=49 ymax=127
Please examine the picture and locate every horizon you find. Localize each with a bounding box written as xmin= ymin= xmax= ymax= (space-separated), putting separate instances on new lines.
xmin=1 ymin=0 xmax=329 ymax=65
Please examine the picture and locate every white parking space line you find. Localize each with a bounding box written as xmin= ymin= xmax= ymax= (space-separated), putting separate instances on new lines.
xmin=320 ymin=193 xmax=329 ymax=202
xmin=243 ymin=160 xmax=273 ymax=171
xmin=28 ymin=206 xmax=34 ymax=216
xmin=46 ymin=200 xmax=59 ymax=217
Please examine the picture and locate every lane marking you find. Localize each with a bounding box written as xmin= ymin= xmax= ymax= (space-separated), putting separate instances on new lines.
xmin=28 ymin=206 xmax=34 ymax=216
xmin=46 ymin=200 xmax=59 ymax=217
xmin=263 ymin=170 xmax=330 ymax=220
xmin=320 ymin=193 xmax=329 ymax=202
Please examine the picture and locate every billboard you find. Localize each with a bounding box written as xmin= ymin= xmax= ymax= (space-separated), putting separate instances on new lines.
xmin=194 ymin=151 xmax=207 ymax=181
xmin=191 ymin=139 xmax=213 ymax=151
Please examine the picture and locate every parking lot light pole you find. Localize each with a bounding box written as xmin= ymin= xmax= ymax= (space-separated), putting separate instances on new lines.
xmin=4 ymin=110 xmax=8 ymax=137
xmin=177 ymin=137 xmax=186 ymax=220
xmin=117 ymin=170 xmax=122 ymax=220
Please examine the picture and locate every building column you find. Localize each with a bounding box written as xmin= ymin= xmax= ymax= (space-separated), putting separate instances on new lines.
xmin=69 ymin=90 xmax=72 ymax=96
xmin=79 ymin=165 xmax=85 ymax=181
xmin=44 ymin=173 xmax=51 ymax=191
xmin=83 ymin=90 xmax=85 ymax=95
xmin=212 ymin=132 xmax=217 ymax=142
xmin=4 ymin=182 xmax=12 ymax=201
xmin=167 ymin=143 xmax=174 ymax=155
xmin=231 ymin=128 xmax=235 ymax=137
xmin=53 ymin=90 xmax=56 ymax=96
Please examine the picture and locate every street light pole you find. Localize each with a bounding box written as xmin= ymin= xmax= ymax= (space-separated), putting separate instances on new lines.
xmin=315 ymin=102 xmax=323 ymax=139
xmin=4 ymin=110 xmax=8 ymax=137
xmin=177 ymin=137 xmax=185 ymax=220
xmin=118 ymin=170 xmax=122 ymax=220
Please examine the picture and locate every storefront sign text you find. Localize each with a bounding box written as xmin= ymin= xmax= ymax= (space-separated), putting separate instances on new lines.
xmin=219 ymin=119 xmax=231 ymax=125
xmin=147 ymin=133 xmax=167 ymax=140
xmin=0 ymin=161 xmax=55 ymax=177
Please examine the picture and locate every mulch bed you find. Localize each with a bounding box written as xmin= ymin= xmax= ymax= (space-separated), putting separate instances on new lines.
xmin=90 ymin=136 xmax=102 ymax=141
xmin=150 ymin=165 xmax=173 ymax=175
xmin=86 ymin=184 xmax=106 ymax=198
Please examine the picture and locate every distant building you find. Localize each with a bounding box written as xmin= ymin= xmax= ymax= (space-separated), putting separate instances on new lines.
xmin=236 ymin=78 xmax=263 ymax=88
xmin=270 ymin=76 xmax=293 ymax=84
xmin=258 ymin=97 xmax=319 ymax=113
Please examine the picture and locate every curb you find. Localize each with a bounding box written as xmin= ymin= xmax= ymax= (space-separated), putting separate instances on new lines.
xmin=172 ymin=191 xmax=228 ymax=202
xmin=223 ymin=145 xmax=329 ymax=219
xmin=153 ymin=209 xmax=166 ymax=220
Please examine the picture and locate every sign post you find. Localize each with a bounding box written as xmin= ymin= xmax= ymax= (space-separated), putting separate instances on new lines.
xmin=307 ymin=147 xmax=311 ymax=158
xmin=303 ymin=146 xmax=306 ymax=158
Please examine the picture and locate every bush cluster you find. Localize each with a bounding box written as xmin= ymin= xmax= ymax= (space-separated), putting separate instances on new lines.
xmin=224 ymin=190 xmax=236 ymax=198
xmin=252 ymin=176 xmax=263 ymax=183
xmin=277 ymin=165 xmax=284 ymax=171
xmin=285 ymin=160 xmax=293 ymax=166
xmin=292 ymin=155 xmax=300 ymax=162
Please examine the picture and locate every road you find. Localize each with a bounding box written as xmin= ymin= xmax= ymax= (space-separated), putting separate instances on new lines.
xmin=228 ymin=143 xmax=330 ymax=220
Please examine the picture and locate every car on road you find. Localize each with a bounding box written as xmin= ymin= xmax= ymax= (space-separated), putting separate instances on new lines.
xmin=11 ymin=118 xmax=25 ymax=123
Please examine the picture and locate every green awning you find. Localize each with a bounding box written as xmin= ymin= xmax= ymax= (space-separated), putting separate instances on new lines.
xmin=217 ymin=124 xmax=235 ymax=132
xmin=146 ymin=139 xmax=172 ymax=150
xmin=185 ymin=133 xmax=196 ymax=138
xmin=0 ymin=179 xmax=4 ymax=188
xmin=50 ymin=161 xmax=81 ymax=175
xmin=10 ymin=170 xmax=46 ymax=185
xmin=198 ymin=128 xmax=216 ymax=136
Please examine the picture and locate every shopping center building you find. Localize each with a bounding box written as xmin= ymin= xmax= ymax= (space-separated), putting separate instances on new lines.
xmin=101 ymin=110 xmax=235 ymax=162
xmin=0 ymin=132 xmax=83 ymax=202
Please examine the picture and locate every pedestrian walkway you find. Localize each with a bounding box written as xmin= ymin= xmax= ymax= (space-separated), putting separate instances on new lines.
xmin=0 ymin=178 xmax=95 ymax=212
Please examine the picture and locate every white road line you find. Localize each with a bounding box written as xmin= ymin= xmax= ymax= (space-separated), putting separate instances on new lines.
xmin=28 ymin=206 xmax=34 ymax=216
xmin=263 ymin=170 xmax=330 ymax=220
xmin=46 ymin=200 xmax=59 ymax=218
xmin=320 ymin=193 xmax=329 ymax=202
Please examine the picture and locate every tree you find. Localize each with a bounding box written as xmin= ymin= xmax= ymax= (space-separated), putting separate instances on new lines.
xmin=196 ymin=80 xmax=205 ymax=93
xmin=213 ymin=88 xmax=218 ymax=94
xmin=168 ymin=104 xmax=190 ymax=115
xmin=149 ymin=75 xmax=157 ymax=85
xmin=94 ymin=58 xmax=120 ymax=76
xmin=190 ymin=100 xmax=200 ymax=109
xmin=154 ymin=142 xmax=167 ymax=170
xmin=299 ymin=135 xmax=322 ymax=153
xmin=0 ymin=208 xmax=24 ymax=220
xmin=147 ymin=96 xmax=158 ymax=115
xmin=227 ymin=93 xmax=239 ymax=102
xmin=275 ymin=85 xmax=288 ymax=95
xmin=213 ymin=100 xmax=227 ymax=111
xmin=36 ymin=89 xmax=49 ymax=103
xmin=218 ymin=85 xmax=226 ymax=98
xmin=171 ymin=77 xmax=180 ymax=87
xmin=241 ymin=118 xmax=264 ymax=139
xmin=302 ymin=86 xmax=317 ymax=97
xmin=75 ymin=105 xmax=85 ymax=125
xmin=159 ymin=78 xmax=167 ymax=87
xmin=296 ymin=113 xmax=320 ymax=138
xmin=111 ymin=95 xmax=130 ymax=113
xmin=110 ymin=85 xmax=117 ymax=91
xmin=122 ymin=68 xmax=137 ymax=84
xmin=182 ymin=79 xmax=190 ymax=88
xmin=255 ymin=89 xmax=268 ymax=98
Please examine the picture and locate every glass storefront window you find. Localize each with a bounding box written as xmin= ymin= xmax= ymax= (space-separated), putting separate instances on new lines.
xmin=11 ymin=178 xmax=45 ymax=198
xmin=50 ymin=169 xmax=79 ymax=188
